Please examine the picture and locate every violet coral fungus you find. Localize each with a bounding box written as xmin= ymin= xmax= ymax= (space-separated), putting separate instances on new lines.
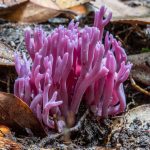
xmin=14 ymin=6 xmax=132 ymax=132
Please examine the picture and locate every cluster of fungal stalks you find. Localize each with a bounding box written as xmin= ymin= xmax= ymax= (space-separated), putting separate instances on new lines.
xmin=14 ymin=6 xmax=132 ymax=132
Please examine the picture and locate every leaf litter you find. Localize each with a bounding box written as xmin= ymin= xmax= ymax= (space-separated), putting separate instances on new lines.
xmin=0 ymin=92 xmax=46 ymax=137
xmin=0 ymin=0 xmax=91 ymax=23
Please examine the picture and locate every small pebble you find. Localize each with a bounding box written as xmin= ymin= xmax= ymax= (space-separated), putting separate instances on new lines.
xmin=10 ymin=41 xmax=16 ymax=47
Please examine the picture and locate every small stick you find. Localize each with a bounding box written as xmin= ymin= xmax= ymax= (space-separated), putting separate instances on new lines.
xmin=39 ymin=110 xmax=89 ymax=147
xmin=16 ymin=38 xmax=23 ymax=52
xmin=0 ymin=80 xmax=7 ymax=84
xmin=130 ymin=76 xmax=150 ymax=96
xmin=132 ymin=86 xmax=150 ymax=97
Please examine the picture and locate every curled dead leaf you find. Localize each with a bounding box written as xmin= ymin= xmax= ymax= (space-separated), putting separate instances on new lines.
xmin=0 ymin=41 xmax=16 ymax=92
xmin=128 ymin=52 xmax=150 ymax=85
xmin=0 ymin=0 xmax=91 ymax=23
xmin=125 ymin=104 xmax=150 ymax=128
xmin=0 ymin=92 xmax=46 ymax=137
xmin=0 ymin=41 xmax=14 ymax=66
xmin=91 ymin=0 xmax=150 ymax=24
xmin=54 ymin=0 xmax=90 ymax=9
xmin=111 ymin=105 xmax=150 ymax=133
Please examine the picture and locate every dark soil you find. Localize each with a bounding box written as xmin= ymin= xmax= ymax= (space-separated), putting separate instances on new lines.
xmin=0 ymin=13 xmax=150 ymax=149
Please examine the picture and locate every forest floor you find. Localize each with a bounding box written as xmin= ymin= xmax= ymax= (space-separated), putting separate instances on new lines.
xmin=0 ymin=11 xmax=150 ymax=150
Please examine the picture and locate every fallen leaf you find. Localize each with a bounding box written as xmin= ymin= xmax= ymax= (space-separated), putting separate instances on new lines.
xmin=0 ymin=92 xmax=46 ymax=137
xmin=0 ymin=137 xmax=23 ymax=150
xmin=69 ymin=4 xmax=88 ymax=16
xmin=128 ymin=52 xmax=150 ymax=85
xmin=0 ymin=41 xmax=14 ymax=66
xmin=109 ymin=104 xmax=150 ymax=149
xmin=54 ymin=0 xmax=90 ymax=9
xmin=0 ymin=0 xmax=60 ymax=23
xmin=0 ymin=41 xmax=16 ymax=93
xmin=125 ymin=104 xmax=150 ymax=128
xmin=0 ymin=0 xmax=91 ymax=23
xmin=0 ymin=0 xmax=27 ymax=7
xmin=90 ymin=0 xmax=150 ymax=24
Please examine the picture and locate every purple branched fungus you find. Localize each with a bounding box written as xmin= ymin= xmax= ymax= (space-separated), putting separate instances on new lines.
xmin=14 ymin=6 xmax=132 ymax=132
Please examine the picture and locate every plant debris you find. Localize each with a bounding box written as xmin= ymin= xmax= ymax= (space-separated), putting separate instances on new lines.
xmin=0 ymin=0 xmax=91 ymax=23
xmin=90 ymin=0 xmax=150 ymax=24
xmin=128 ymin=52 xmax=150 ymax=85
xmin=0 ymin=92 xmax=46 ymax=137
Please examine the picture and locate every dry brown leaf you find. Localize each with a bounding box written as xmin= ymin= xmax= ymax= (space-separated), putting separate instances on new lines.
xmin=90 ymin=0 xmax=150 ymax=24
xmin=110 ymin=104 xmax=150 ymax=146
xmin=0 ymin=0 xmax=60 ymax=23
xmin=54 ymin=0 xmax=90 ymax=9
xmin=0 ymin=137 xmax=22 ymax=150
xmin=0 ymin=0 xmax=27 ymax=6
xmin=125 ymin=104 xmax=150 ymax=128
xmin=0 ymin=41 xmax=15 ymax=92
xmin=0 ymin=41 xmax=14 ymax=66
xmin=0 ymin=0 xmax=91 ymax=23
xmin=0 ymin=92 xmax=46 ymax=137
xmin=0 ymin=0 xmax=27 ymax=16
xmin=69 ymin=4 xmax=88 ymax=16
xmin=128 ymin=52 xmax=150 ymax=85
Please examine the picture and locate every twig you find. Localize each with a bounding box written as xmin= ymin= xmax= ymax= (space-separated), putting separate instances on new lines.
xmin=117 ymin=26 xmax=134 ymax=35
xmin=130 ymin=76 xmax=150 ymax=96
xmin=0 ymin=80 xmax=7 ymax=84
xmin=124 ymin=28 xmax=133 ymax=43
xmin=132 ymin=86 xmax=150 ymax=97
xmin=39 ymin=109 xmax=89 ymax=147
xmin=115 ymin=35 xmax=128 ymax=50
xmin=126 ymin=98 xmax=136 ymax=111
xmin=15 ymin=38 xmax=23 ymax=52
